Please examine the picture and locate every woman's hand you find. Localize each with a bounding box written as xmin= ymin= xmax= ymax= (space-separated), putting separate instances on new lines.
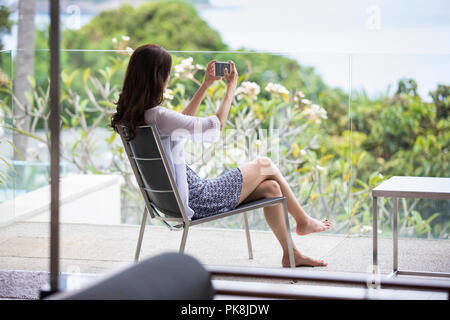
xmin=224 ymin=60 xmax=238 ymax=91
xmin=214 ymin=60 xmax=238 ymax=130
xmin=203 ymin=60 xmax=222 ymax=88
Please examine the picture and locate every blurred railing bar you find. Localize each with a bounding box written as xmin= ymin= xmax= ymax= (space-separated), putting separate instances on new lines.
xmin=11 ymin=49 xmax=450 ymax=54
xmin=207 ymin=265 xmax=450 ymax=299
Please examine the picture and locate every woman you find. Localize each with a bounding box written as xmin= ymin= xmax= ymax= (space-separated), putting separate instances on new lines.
xmin=111 ymin=44 xmax=331 ymax=267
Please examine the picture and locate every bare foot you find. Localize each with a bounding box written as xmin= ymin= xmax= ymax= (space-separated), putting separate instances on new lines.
xmin=282 ymin=251 xmax=328 ymax=267
xmin=296 ymin=217 xmax=331 ymax=236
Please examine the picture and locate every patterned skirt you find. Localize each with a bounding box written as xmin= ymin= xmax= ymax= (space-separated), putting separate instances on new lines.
xmin=186 ymin=165 xmax=243 ymax=220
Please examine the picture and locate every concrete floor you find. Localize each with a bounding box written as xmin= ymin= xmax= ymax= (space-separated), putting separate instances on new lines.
xmin=0 ymin=221 xmax=449 ymax=299
xmin=1 ymin=221 xmax=449 ymax=274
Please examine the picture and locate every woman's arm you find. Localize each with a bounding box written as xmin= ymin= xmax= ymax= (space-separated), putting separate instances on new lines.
xmin=182 ymin=60 xmax=221 ymax=116
xmin=153 ymin=107 xmax=220 ymax=142
xmin=181 ymin=82 xmax=208 ymax=116
xmin=174 ymin=59 xmax=237 ymax=134
xmin=215 ymin=60 xmax=238 ymax=130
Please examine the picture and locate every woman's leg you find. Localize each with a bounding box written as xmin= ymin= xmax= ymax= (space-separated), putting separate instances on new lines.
xmin=245 ymin=179 xmax=327 ymax=267
xmin=238 ymin=157 xmax=331 ymax=235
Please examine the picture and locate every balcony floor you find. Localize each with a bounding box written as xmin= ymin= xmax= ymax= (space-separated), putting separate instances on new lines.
xmin=0 ymin=221 xmax=449 ymax=299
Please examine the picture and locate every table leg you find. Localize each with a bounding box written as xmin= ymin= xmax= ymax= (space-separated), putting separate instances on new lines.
xmin=373 ymin=196 xmax=378 ymax=272
xmin=393 ymin=197 xmax=398 ymax=273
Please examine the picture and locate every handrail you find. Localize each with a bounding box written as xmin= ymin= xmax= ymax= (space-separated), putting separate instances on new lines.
xmin=207 ymin=265 xmax=450 ymax=298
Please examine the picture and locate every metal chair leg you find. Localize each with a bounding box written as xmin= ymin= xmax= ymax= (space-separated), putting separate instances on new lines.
xmin=135 ymin=207 xmax=148 ymax=262
xmin=179 ymin=224 xmax=189 ymax=254
xmin=243 ymin=212 xmax=253 ymax=260
xmin=373 ymin=196 xmax=378 ymax=272
xmin=393 ymin=197 xmax=398 ymax=273
xmin=282 ymin=199 xmax=295 ymax=268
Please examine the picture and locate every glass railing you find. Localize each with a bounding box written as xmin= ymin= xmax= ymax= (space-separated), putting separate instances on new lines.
xmin=0 ymin=160 xmax=68 ymax=202
xmin=350 ymin=53 xmax=450 ymax=240
xmin=0 ymin=48 xmax=448 ymax=277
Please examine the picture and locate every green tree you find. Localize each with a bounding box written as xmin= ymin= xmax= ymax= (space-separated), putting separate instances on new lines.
xmin=429 ymin=84 xmax=450 ymax=120
xmin=37 ymin=1 xmax=344 ymax=97
xmin=62 ymin=1 xmax=227 ymax=67
xmin=31 ymin=0 xmax=348 ymax=131
xmin=0 ymin=3 xmax=13 ymax=51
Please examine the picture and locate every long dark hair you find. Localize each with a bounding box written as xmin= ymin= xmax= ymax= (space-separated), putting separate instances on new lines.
xmin=110 ymin=44 xmax=172 ymax=140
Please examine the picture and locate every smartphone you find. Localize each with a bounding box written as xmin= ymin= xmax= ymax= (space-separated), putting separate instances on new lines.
xmin=214 ymin=61 xmax=231 ymax=77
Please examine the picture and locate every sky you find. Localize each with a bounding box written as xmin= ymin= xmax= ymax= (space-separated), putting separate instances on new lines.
xmin=201 ymin=0 xmax=450 ymax=53
xmin=199 ymin=0 xmax=450 ymax=99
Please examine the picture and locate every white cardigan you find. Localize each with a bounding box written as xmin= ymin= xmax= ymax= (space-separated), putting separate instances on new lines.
xmin=144 ymin=106 xmax=221 ymax=220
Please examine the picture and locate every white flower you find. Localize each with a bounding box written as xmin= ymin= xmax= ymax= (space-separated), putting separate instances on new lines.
xmin=302 ymin=104 xmax=328 ymax=123
xmin=265 ymin=82 xmax=289 ymax=95
xmin=360 ymin=225 xmax=372 ymax=233
xmin=125 ymin=47 xmax=133 ymax=56
xmin=0 ymin=69 xmax=9 ymax=84
xmin=301 ymin=98 xmax=312 ymax=105
xmin=293 ymin=90 xmax=305 ymax=102
xmin=235 ymin=81 xmax=261 ymax=100
xmin=112 ymin=37 xmax=117 ymax=43
xmin=314 ymin=104 xmax=328 ymax=120
xmin=195 ymin=64 xmax=204 ymax=70
xmin=174 ymin=57 xmax=195 ymax=79
xmin=163 ymin=89 xmax=174 ymax=100
xmin=121 ymin=35 xmax=130 ymax=41
xmin=163 ymin=89 xmax=175 ymax=109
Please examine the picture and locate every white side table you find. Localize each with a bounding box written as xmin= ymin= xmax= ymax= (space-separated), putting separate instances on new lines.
xmin=372 ymin=176 xmax=450 ymax=278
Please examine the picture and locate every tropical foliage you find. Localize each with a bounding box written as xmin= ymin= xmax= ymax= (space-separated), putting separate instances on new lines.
xmin=0 ymin=0 xmax=448 ymax=238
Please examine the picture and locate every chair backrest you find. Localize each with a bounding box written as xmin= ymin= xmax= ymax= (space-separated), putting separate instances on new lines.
xmin=116 ymin=124 xmax=186 ymax=220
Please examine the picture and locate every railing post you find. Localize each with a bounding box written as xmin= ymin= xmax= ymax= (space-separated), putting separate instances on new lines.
xmin=49 ymin=0 xmax=61 ymax=292
xmin=40 ymin=0 xmax=61 ymax=299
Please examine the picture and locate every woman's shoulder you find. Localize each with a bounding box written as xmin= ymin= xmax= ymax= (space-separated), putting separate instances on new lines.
xmin=145 ymin=105 xmax=163 ymax=112
xmin=144 ymin=106 xmax=165 ymax=123
xmin=146 ymin=106 xmax=178 ymax=116
xmin=147 ymin=106 xmax=186 ymax=119
xmin=144 ymin=106 xmax=184 ymax=127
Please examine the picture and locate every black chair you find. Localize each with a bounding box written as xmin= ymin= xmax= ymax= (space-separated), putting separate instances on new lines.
xmin=49 ymin=253 xmax=214 ymax=300
xmin=116 ymin=124 xmax=295 ymax=267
